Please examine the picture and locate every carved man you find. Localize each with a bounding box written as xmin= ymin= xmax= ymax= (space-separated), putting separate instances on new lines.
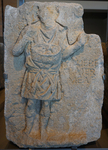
xmin=13 ymin=5 xmax=85 ymax=135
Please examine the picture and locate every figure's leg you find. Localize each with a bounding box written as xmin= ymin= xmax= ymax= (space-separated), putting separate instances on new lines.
xmin=24 ymin=99 xmax=40 ymax=136
xmin=40 ymin=101 xmax=51 ymax=132
xmin=24 ymin=100 xmax=51 ymax=139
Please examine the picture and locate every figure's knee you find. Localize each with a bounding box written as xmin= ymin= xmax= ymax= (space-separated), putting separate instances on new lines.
xmin=26 ymin=99 xmax=36 ymax=117
xmin=40 ymin=101 xmax=51 ymax=117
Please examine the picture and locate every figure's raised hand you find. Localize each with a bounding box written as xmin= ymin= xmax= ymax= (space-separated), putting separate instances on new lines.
xmin=12 ymin=34 xmax=33 ymax=57
xmin=62 ymin=31 xmax=86 ymax=59
xmin=77 ymin=31 xmax=86 ymax=46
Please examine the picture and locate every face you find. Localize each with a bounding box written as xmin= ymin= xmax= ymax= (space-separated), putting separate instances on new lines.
xmin=39 ymin=6 xmax=58 ymax=28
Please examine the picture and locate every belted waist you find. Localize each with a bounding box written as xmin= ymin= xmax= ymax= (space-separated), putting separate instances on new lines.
xmin=25 ymin=55 xmax=61 ymax=75
xmin=26 ymin=65 xmax=59 ymax=75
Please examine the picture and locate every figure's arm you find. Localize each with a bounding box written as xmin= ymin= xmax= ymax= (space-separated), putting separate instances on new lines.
xmin=12 ymin=25 xmax=34 ymax=57
xmin=62 ymin=31 xmax=86 ymax=59
xmin=12 ymin=35 xmax=29 ymax=57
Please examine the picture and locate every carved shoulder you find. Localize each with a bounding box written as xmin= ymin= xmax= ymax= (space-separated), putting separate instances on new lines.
xmin=26 ymin=21 xmax=40 ymax=38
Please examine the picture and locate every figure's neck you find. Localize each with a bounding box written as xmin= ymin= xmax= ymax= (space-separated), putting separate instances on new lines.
xmin=40 ymin=22 xmax=56 ymax=30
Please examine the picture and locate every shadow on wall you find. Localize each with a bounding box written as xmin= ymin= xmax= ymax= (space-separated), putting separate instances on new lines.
xmin=102 ymin=42 xmax=108 ymax=129
xmin=0 ymin=43 xmax=4 ymax=89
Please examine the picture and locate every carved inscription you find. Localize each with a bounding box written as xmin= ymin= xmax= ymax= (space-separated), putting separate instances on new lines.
xmin=70 ymin=59 xmax=99 ymax=84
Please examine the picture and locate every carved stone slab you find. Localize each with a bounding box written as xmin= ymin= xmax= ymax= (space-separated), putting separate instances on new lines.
xmin=4 ymin=2 xmax=104 ymax=148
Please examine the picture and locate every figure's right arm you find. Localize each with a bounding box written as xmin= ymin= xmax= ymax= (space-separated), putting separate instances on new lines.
xmin=12 ymin=34 xmax=29 ymax=57
xmin=12 ymin=25 xmax=33 ymax=57
xmin=12 ymin=24 xmax=37 ymax=56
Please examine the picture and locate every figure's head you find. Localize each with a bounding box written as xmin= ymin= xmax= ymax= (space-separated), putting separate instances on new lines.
xmin=37 ymin=5 xmax=59 ymax=29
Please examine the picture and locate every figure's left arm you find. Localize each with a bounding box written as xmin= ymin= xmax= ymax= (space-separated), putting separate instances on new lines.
xmin=62 ymin=31 xmax=86 ymax=59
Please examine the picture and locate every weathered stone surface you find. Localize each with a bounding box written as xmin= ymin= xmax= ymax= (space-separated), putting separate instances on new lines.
xmin=4 ymin=2 xmax=104 ymax=148
xmin=0 ymin=43 xmax=4 ymax=89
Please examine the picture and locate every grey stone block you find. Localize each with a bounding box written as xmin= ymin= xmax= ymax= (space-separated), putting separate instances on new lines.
xmin=4 ymin=2 xmax=104 ymax=148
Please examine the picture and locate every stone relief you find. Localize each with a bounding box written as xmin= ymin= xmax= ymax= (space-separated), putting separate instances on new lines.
xmin=13 ymin=5 xmax=85 ymax=101
xmin=4 ymin=2 xmax=104 ymax=148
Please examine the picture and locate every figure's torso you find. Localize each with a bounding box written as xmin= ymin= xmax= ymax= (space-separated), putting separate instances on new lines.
xmin=25 ymin=21 xmax=67 ymax=69
xmin=21 ymin=21 xmax=68 ymax=100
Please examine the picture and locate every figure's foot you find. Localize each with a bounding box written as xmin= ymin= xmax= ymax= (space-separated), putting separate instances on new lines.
xmin=29 ymin=130 xmax=41 ymax=139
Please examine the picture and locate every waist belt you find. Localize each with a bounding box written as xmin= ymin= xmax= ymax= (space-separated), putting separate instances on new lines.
xmin=26 ymin=65 xmax=59 ymax=75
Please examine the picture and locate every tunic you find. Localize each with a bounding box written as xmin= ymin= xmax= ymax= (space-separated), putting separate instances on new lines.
xmin=21 ymin=22 xmax=67 ymax=100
